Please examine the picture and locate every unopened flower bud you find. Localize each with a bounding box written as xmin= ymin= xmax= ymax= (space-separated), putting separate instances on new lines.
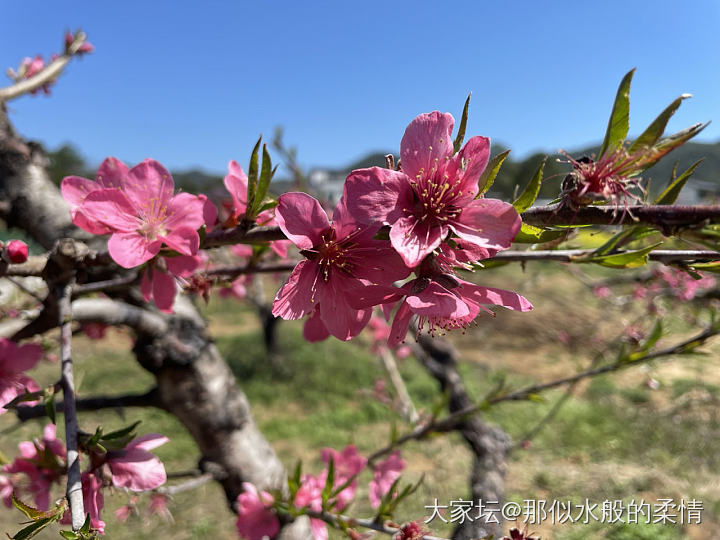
xmin=6 ymin=240 xmax=28 ymax=264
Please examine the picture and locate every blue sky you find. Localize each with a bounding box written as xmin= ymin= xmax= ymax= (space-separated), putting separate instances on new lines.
xmin=1 ymin=1 xmax=718 ymax=176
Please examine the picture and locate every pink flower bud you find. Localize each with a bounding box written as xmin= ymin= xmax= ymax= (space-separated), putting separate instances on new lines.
xmin=6 ymin=240 xmax=28 ymax=264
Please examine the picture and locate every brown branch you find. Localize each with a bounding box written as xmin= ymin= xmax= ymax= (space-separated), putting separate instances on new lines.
xmin=156 ymin=473 xmax=214 ymax=496
xmin=522 ymin=204 xmax=720 ymax=229
xmin=490 ymin=249 xmax=720 ymax=264
xmin=0 ymin=55 xmax=72 ymax=102
xmin=14 ymin=388 xmax=161 ymax=422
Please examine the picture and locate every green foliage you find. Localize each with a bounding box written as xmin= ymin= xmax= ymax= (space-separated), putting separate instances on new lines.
xmin=512 ymin=158 xmax=545 ymax=213
xmin=654 ymin=159 xmax=703 ymax=204
xmin=599 ymin=68 xmax=635 ymax=157
xmin=453 ymin=93 xmax=471 ymax=154
xmin=477 ymin=149 xmax=510 ymax=195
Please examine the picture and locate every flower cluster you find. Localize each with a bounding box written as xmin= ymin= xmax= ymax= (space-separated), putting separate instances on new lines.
xmin=272 ymin=112 xmax=532 ymax=343
xmin=235 ymin=445 xmax=406 ymax=540
xmin=0 ymin=424 xmax=168 ymax=535
xmin=60 ymin=110 xmax=531 ymax=341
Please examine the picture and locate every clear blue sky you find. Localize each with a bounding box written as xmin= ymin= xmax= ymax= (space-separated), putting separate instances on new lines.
xmin=1 ymin=1 xmax=718 ymax=176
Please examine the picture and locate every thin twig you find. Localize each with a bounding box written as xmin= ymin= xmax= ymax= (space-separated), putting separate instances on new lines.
xmin=379 ymin=348 xmax=419 ymax=424
xmin=367 ymin=322 xmax=720 ymax=463
xmin=4 ymin=276 xmax=45 ymax=302
xmin=58 ymin=279 xmax=85 ymax=530
xmin=15 ymin=388 xmax=161 ymax=422
xmin=156 ymin=473 xmax=214 ymax=496
xmin=522 ymin=204 xmax=720 ymax=228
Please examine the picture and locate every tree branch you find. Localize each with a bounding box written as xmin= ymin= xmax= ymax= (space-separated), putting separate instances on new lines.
xmin=522 ymin=204 xmax=720 ymax=229
xmin=14 ymin=388 xmax=161 ymax=422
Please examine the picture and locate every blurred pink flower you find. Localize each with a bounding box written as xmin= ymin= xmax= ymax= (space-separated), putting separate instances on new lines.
xmin=0 ymin=339 xmax=42 ymax=414
xmin=105 ymin=434 xmax=169 ymax=491
xmin=320 ymin=445 xmax=367 ymax=510
xmin=235 ymin=482 xmax=280 ymax=540
xmin=3 ymin=424 xmax=66 ymax=510
xmin=369 ymin=451 xmax=406 ymax=508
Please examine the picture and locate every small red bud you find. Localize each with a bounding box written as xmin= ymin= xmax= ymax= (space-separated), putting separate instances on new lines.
xmin=6 ymin=240 xmax=28 ymax=264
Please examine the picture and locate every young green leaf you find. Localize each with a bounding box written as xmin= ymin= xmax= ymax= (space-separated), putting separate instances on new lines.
xmin=635 ymin=122 xmax=709 ymax=173
xmin=583 ymin=242 xmax=662 ymax=269
xmin=654 ymin=159 xmax=703 ymax=205
xmin=11 ymin=517 xmax=56 ymax=540
xmin=512 ymin=158 xmax=545 ymax=213
xmin=453 ymin=93 xmax=471 ymax=154
xmin=629 ymin=94 xmax=691 ymax=152
xmin=12 ymin=494 xmax=47 ymax=520
xmin=100 ymin=420 xmax=141 ymax=442
xmin=599 ymin=68 xmax=635 ymax=157
xmin=512 ymin=222 xmax=566 ymax=244
xmin=245 ymin=136 xmax=262 ymax=222
xmin=44 ymin=392 xmax=56 ymax=425
xmin=593 ymin=226 xmax=657 ymax=256
xmin=251 ymin=144 xmax=274 ymax=217
xmin=477 ymin=149 xmax=510 ymax=195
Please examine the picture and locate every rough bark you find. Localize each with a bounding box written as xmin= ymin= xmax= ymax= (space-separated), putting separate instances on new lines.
xmin=0 ymin=107 xmax=311 ymax=538
xmin=413 ymin=335 xmax=509 ymax=540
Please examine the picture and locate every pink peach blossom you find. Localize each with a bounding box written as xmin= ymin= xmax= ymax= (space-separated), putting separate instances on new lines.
xmin=352 ymin=270 xmax=532 ymax=346
xmin=0 ymin=339 xmax=42 ymax=414
xmin=344 ymin=112 xmax=520 ymax=267
xmin=3 ymin=424 xmax=66 ymax=510
xmin=320 ymin=445 xmax=367 ymax=510
xmin=235 ymin=482 xmax=280 ymax=540
xmin=369 ymin=451 xmax=406 ymax=508
xmin=62 ymin=158 xmax=205 ymax=268
xmin=106 ymin=434 xmax=169 ymax=492
xmin=272 ymin=193 xmax=409 ymax=341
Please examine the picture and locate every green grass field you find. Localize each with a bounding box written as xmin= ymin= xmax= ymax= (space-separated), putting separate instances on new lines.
xmin=1 ymin=263 xmax=718 ymax=539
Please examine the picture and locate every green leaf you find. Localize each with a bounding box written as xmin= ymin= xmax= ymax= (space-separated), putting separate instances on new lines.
xmin=654 ymin=159 xmax=703 ymax=205
xmin=321 ymin=457 xmax=335 ymax=507
xmin=513 ymin=222 xmax=566 ymax=244
xmin=453 ymin=93 xmax=471 ymax=154
xmin=11 ymin=517 xmax=55 ymax=540
xmin=251 ymin=144 xmax=274 ymax=216
xmin=689 ymin=261 xmax=720 ymax=274
xmin=582 ymin=242 xmax=662 ymax=269
xmin=629 ymin=93 xmax=691 ymax=153
xmin=593 ymin=226 xmax=657 ymax=256
xmin=44 ymin=392 xmax=56 ymax=425
xmin=12 ymin=494 xmax=46 ymax=520
xmin=645 ymin=319 xmax=663 ymax=350
xmin=3 ymin=389 xmax=45 ymax=409
xmin=477 ymin=149 xmax=510 ymax=195
xmin=635 ymin=122 xmax=709 ymax=173
xmin=245 ymin=136 xmax=262 ymax=222
xmin=100 ymin=420 xmax=141 ymax=442
xmin=59 ymin=531 xmax=79 ymax=540
xmin=256 ymin=199 xmax=278 ymax=214
xmin=512 ymin=158 xmax=545 ymax=213
xmin=599 ymin=68 xmax=635 ymax=157
xmin=78 ymin=515 xmax=91 ymax=535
